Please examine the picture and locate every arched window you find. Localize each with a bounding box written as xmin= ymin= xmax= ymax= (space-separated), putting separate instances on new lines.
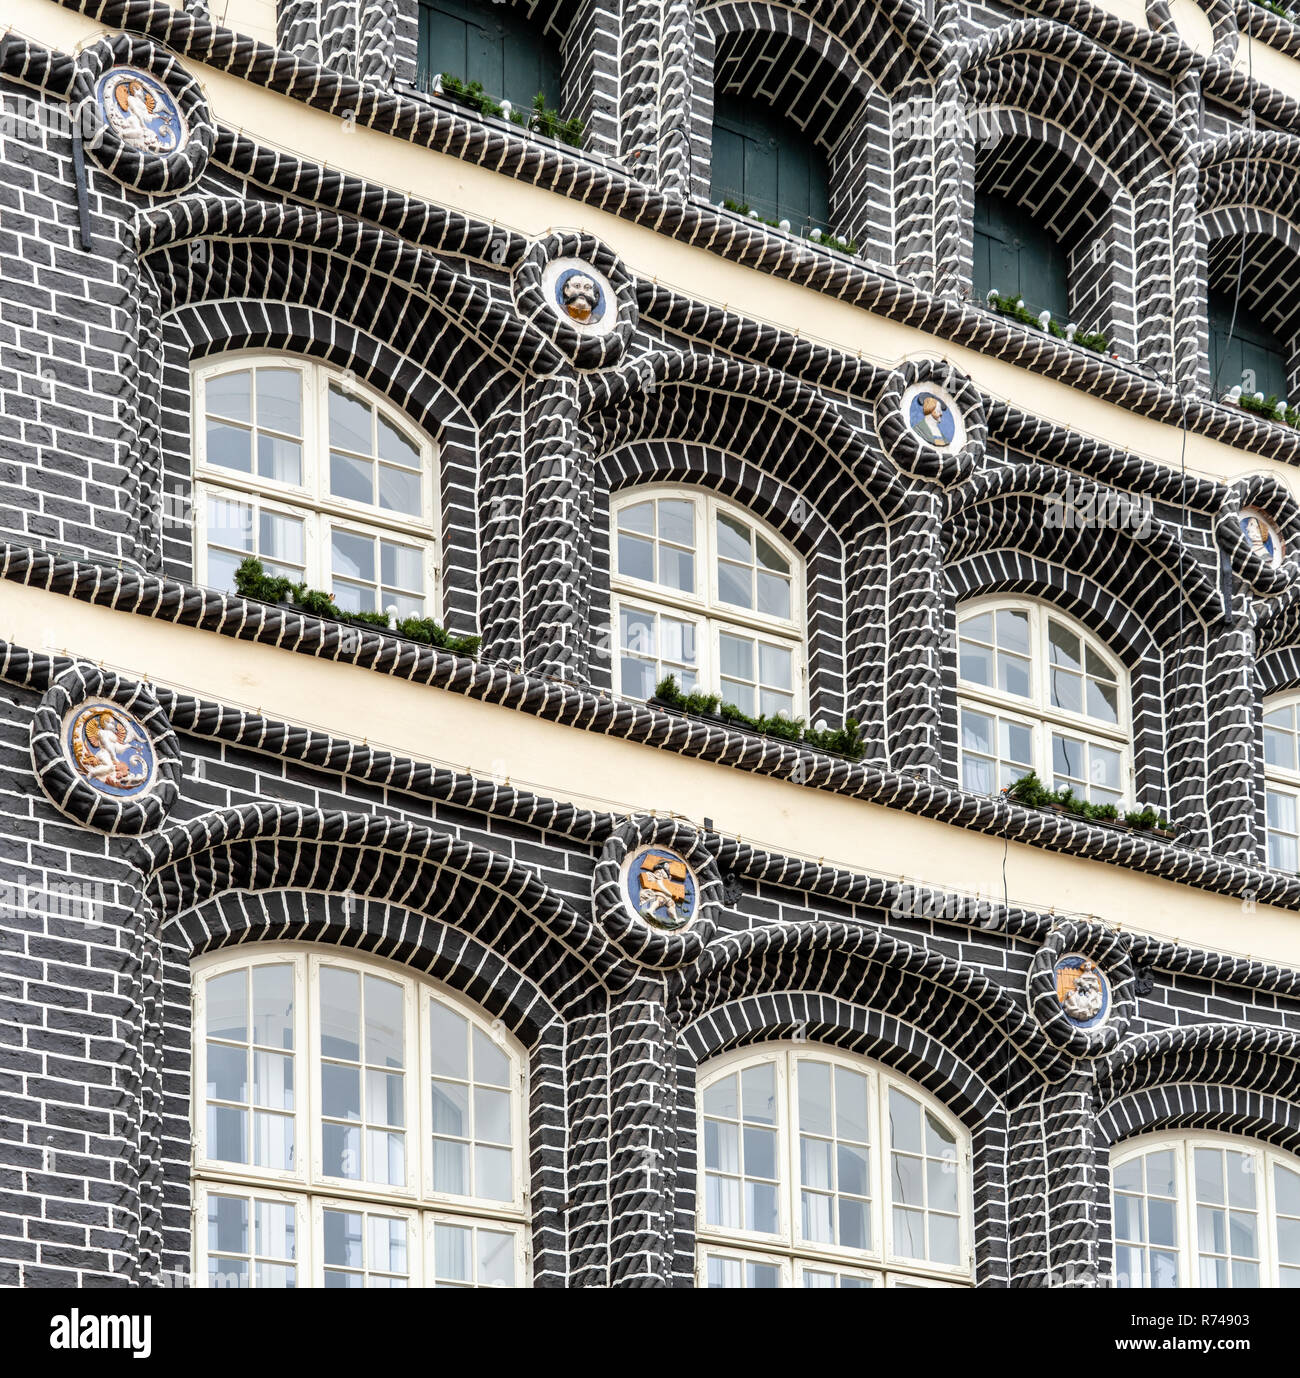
xmin=1112 ymin=1133 xmax=1300 ymax=1288
xmin=610 ymin=487 xmax=805 ymax=717
xmin=711 ymin=95 xmax=830 ymax=234
xmin=973 ymin=190 xmax=1070 ymax=322
xmin=416 ymin=0 xmax=563 ymax=108
xmin=1262 ymin=693 xmax=1300 ymax=871
xmin=695 ymin=1045 xmax=973 ymax=1288
xmin=193 ymin=947 xmax=528 ymax=1288
xmin=1209 ymin=290 xmax=1289 ymax=400
xmin=956 ymin=598 xmax=1130 ymax=805
xmin=192 ymin=354 xmax=440 ymax=619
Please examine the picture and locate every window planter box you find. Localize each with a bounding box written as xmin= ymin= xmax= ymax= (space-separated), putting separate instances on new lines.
xmin=645 ymin=696 xmax=859 ymax=763
xmin=1010 ymin=794 xmax=1176 ymax=841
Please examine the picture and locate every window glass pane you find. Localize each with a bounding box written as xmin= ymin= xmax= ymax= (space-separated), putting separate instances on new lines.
xmin=207 ymin=495 xmax=254 ymax=554
xmin=207 ymin=970 xmax=247 ymax=1042
xmin=617 ymin=533 xmax=653 ymax=582
xmin=429 ymin=1003 xmax=469 ymax=1080
xmin=256 ymin=434 xmax=302 ymax=486
xmin=755 ymin=532 xmax=788 ymax=575
xmin=618 ymin=501 xmax=653 ymax=535
xmin=1265 ymin=720 xmax=1297 ymax=771
xmin=1050 ymin=668 xmax=1083 ymax=714
xmin=1195 ymin=1149 xmax=1224 ymax=1206
xmin=1267 ymin=790 xmax=1297 ymax=835
xmin=320 ymin=967 xmax=361 ymax=1062
xmin=379 ymin=464 xmax=422 ymax=516
xmin=661 ymin=546 xmax=695 ymax=593
xmin=716 ymin=511 xmax=751 ymax=562
xmin=960 ymin=612 xmax=993 ymax=643
xmin=207 ymin=370 xmax=252 ymax=423
xmin=329 ymin=385 xmax=372 ymax=453
xmin=1277 ymin=1163 xmax=1300 ymax=1220
xmin=331 ymin=451 xmax=373 ymax=505
xmin=719 ymin=633 xmax=754 ymax=682
xmin=717 ymin=560 xmax=752 ymax=608
xmin=380 ymin=541 xmax=422 ymax=594
xmin=756 ymin=571 xmax=791 ymax=619
xmin=377 ymin=414 xmax=419 ymax=468
xmin=1087 ymin=676 xmax=1120 ymax=724
xmin=797 ymin=1061 xmax=832 ymax=1137
xmin=741 ymin=1062 xmax=776 ymax=1124
xmin=998 ymin=653 xmax=1031 ymax=698
xmin=332 ymin=529 xmax=376 ymax=584
xmin=252 ymin=966 xmax=293 ymax=1050
xmin=659 ymin=500 xmax=694 ymax=546
xmin=256 ymin=369 xmax=301 ymax=436
xmin=759 ymin=644 xmax=793 ymax=692
xmin=208 ymin=1193 xmax=248 ymax=1254
xmin=364 ymin=976 xmax=404 ymax=1069
xmin=959 ymin=640 xmax=993 ymax=687
xmin=996 ymin=608 xmax=1030 ymax=653
xmin=207 ymin=421 xmax=253 ymax=473
xmin=207 ymin=1042 xmax=247 ymax=1103
xmin=1049 ymin=621 xmax=1082 ymax=671
xmin=259 ymin=512 xmax=304 ymax=567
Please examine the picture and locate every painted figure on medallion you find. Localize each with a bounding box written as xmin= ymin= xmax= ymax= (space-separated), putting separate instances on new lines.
xmin=909 ymin=391 xmax=956 ymax=448
xmin=626 ymin=847 xmax=698 ymax=931
xmin=558 ymin=269 xmax=605 ymax=326
xmin=1241 ymin=510 xmax=1283 ymax=568
xmin=1053 ymin=953 xmax=1109 ymax=1028
xmin=66 ymin=703 xmax=155 ymax=797
xmin=95 ymin=69 xmax=186 ymax=155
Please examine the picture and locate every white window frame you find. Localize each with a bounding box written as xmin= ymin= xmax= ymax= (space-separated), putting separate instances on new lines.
xmin=192 ymin=944 xmax=530 ymax=1288
xmin=1111 ymin=1130 xmax=1300 ymax=1289
xmin=610 ymin=485 xmax=808 ymax=717
xmin=1262 ymin=692 xmax=1300 ymax=873
xmin=695 ymin=1043 xmax=974 ymax=1288
xmin=956 ymin=595 xmax=1132 ymax=804
xmin=191 ymin=351 xmax=442 ymax=619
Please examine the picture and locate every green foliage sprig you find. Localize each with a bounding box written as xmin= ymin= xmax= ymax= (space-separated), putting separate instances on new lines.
xmin=1003 ymin=770 xmax=1173 ymax=833
xmin=233 ymin=558 xmax=479 ymax=656
xmin=720 ymin=198 xmax=859 ymax=255
xmin=1255 ymin=0 xmax=1296 ymax=21
xmin=984 ymin=292 xmax=1111 ymax=356
xmin=652 ymin=674 xmax=864 ymax=760
xmin=1231 ymin=390 xmax=1300 ymax=429
xmin=438 ymin=76 xmax=583 ymax=147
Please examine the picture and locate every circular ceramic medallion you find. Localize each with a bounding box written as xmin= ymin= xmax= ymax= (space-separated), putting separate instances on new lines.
xmin=1053 ymin=952 xmax=1110 ymax=1030
xmin=94 ymin=67 xmax=188 ymax=156
xmin=901 ymin=381 xmax=966 ymax=453
xmin=1241 ymin=509 xmax=1284 ymax=568
xmin=62 ymin=700 xmax=157 ymax=799
xmin=540 ymin=257 xmax=618 ymax=337
xmin=621 ymin=845 xmax=699 ymax=932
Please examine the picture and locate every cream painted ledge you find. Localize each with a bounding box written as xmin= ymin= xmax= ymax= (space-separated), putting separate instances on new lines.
xmin=8 ymin=0 xmax=1300 ymax=506
xmin=6 ymin=577 xmax=1299 ymax=972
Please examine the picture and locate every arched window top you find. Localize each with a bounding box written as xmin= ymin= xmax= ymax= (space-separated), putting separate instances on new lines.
xmin=417 ymin=0 xmax=564 ymax=109
xmin=192 ymin=944 xmax=527 ymax=1288
xmin=1262 ymin=692 xmax=1300 ymax=871
xmin=958 ymin=597 xmax=1127 ymax=724
xmin=611 ymin=486 xmax=806 ymax=717
xmin=1111 ymin=1131 xmax=1300 ymax=1289
xmin=696 ymin=1043 xmax=973 ymax=1288
xmin=192 ymin=352 xmax=440 ymax=621
xmin=956 ymin=597 xmax=1131 ymax=806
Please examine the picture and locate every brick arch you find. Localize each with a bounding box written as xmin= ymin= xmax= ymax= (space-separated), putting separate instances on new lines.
xmin=943 ymin=469 xmax=1220 ymax=632
xmin=590 ymin=438 xmax=850 ymax=721
xmin=942 ymin=555 xmax=1169 ymax=812
xmin=133 ymin=802 xmax=633 ymax=1004
xmin=672 ymin=919 xmax=1067 ymax=1089
xmin=1097 ymin=1086 xmax=1300 ymax=1153
xmin=673 ymin=992 xmax=1011 ymax=1285
xmin=1197 ymin=205 xmax=1300 ymax=401
xmin=960 ymin=22 xmax=1186 ymax=176
xmin=581 ymin=352 xmax=908 ymax=521
xmin=159 ymin=299 xmax=485 ymax=637
xmin=1099 ymin=1024 xmax=1300 ymax=1106
xmin=700 ymin=0 xmax=940 ymax=92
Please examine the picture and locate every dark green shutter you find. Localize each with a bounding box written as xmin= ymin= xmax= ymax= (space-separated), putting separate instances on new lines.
xmin=418 ymin=0 xmax=562 ymax=109
xmin=973 ymin=192 xmax=1070 ymax=321
xmin=710 ymin=97 xmax=830 ymax=231
xmin=1208 ymin=291 xmax=1289 ymax=400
